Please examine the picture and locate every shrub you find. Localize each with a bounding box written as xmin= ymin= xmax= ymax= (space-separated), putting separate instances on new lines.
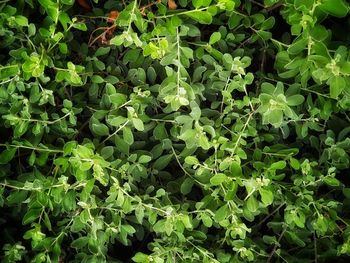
xmin=1 ymin=0 xmax=350 ymax=262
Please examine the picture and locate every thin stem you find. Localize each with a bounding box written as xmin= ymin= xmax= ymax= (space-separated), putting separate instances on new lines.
xmin=301 ymin=87 xmax=331 ymax=98
xmin=314 ymin=232 xmax=318 ymax=263
xmin=0 ymin=76 xmax=16 ymax=85
xmin=99 ymin=120 xmax=130 ymax=146
xmin=127 ymin=0 xmax=139 ymax=33
xmin=8 ymin=113 xmax=71 ymax=125
xmin=220 ymin=64 xmax=234 ymax=113
xmin=150 ymin=118 xmax=176 ymax=123
xmin=176 ymin=27 xmax=181 ymax=97
xmin=337 ymin=216 xmax=349 ymax=226
xmin=0 ymin=182 xmax=70 ymax=191
xmin=171 ymin=146 xmax=208 ymax=188
xmin=270 ymin=38 xmax=290 ymax=48
xmin=117 ymin=186 xmax=168 ymax=214
xmin=0 ymin=144 xmax=63 ymax=153
xmin=73 ymin=15 xmax=110 ymax=21
xmin=267 ymin=227 xmax=287 ymax=263
xmin=254 ymin=202 xmax=286 ymax=229
xmin=230 ymin=111 xmax=255 ymax=157
xmin=154 ymin=6 xmax=215 ymax=19
xmin=186 ymin=239 xmax=219 ymax=263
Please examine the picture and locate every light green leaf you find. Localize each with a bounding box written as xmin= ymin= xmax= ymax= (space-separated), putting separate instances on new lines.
xmin=184 ymin=156 xmax=199 ymax=165
xmin=95 ymin=47 xmax=111 ymax=57
xmin=323 ymin=176 xmax=340 ymax=186
xmin=181 ymin=178 xmax=194 ymax=195
xmin=92 ymin=123 xmax=109 ymax=136
xmin=247 ymin=195 xmax=259 ymax=212
xmin=270 ymin=160 xmax=286 ymax=170
xmin=0 ymin=65 xmax=19 ymax=80
xmin=209 ymin=32 xmax=221 ymax=45
xmin=259 ymin=189 xmax=274 ymax=205
xmin=210 ymin=173 xmax=227 ymax=185
xmin=132 ymin=118 xmax=144 ymax=131
xmin=185 ymin=11 xmax=212 ymax=24
xmin=139 ymin=155 xmax=152 ymax=163
xmin=123 ymin=126 xmax=134 ymax=145
xmin=319 ymin=0 xmax=349 ymax=17
xmin=329 ymin=75 xmax=345 ymax=98
xmin=286 ymin=95 xmax=304 ymax=106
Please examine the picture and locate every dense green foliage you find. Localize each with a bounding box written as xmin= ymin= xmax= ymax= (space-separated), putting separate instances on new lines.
xmin=2 ymin=0 xmax=350 ymax=262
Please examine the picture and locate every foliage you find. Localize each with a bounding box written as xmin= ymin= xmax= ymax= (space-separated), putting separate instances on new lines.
xmin=1 ymin=0 xmax=350 ymax=262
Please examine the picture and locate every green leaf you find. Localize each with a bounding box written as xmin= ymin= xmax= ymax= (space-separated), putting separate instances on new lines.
xmin=22 ymin=209 xmax=41 ymax=225
xmin=201 ymin=213 xmax=213 ymax=227
xmin=132 ymin=252 xmax=149 ymax=263
xmin=286 ymin=231 xmax=306 ymax=247
xmin=139 ymin=155 xmax=152 ymax=163
xmin=184 ymin=156 xmax=199 ymax=165
xmin=59 ymin=43 xmax=68 ymax=54
xmin=95 ymin=47 xmax=111 ymax=57
xmin=110 ymin=93 xmax=127 ymax=106
xmin=181 ymin=178 xmax=194 ymax=195
xmin=289 ymin=157 xmax=300 ymax=170
xmin=246 ymin=195 xmax=259 ymax=212
xmin=153 ymin=154 xmax=172 ymax=170
xmin=0 ymin=65 xmax=19 ymax=80
xmin=190 ymin=101 xmax=201 ymax=121
xmin=313 ymin=215 xmax=328 ymax=235
xmin=101 ymin=146 xmax=114 ymax=159
xmin=214 ymin=204 xmax=228 ymax=222
xmin=38 ymin=0 xmax=59 ymax=22
xmin=28 ymin=151 xmax=36 ymax=166
xmin=259 ymin=189 xmax=274 ymax=205
xmin=319 ymin=0 xmax=349 ymax=17
xmin=193 ymin=0 xmax=212 ymax=8
xmin=132 ymin=118 xmax=144 ymax=131
xmin=71 ymin=237 xmax=89 ymax=249
xmin=209 ymin=32 xmax=221 ymax=45
xmin=61 ymin=0 xmax=74 ymax=5
xmin=270 ymin=161 xmax=286 ymax=170
xmin=123 ymin=126 xmax=134 ymax=145
xmin=210 ymin=173 xmax=227 ymax=185
xmin=121 ymin=224 xmax=136 ymax=234
xmin=263 ymin=109 xmax=283 ymax=128
xmin=185 ymin=11 xmax=212 ymax=24
xmin=59 ymin=12 xmax=70 ymax=30
xmin=323 ymin=176 xmax=340 ymax=187
xmin=0 ymin=148 xmax=17 ymax=164
xmin=63 ymin=141 xmax=77 ymax=156
xmin=92 ymin=123 xmax=110 ymax=136
xmin=287 ymin=38 xmax=307 ymax=55
xmin=14 ymin=15 xmax=28 ymax=27
xmin=110 ymin=35 xmax=125 ymax=46
xmin=107 ymin=116 xmax=127 ymax=127
xmin=286 ymin=95 xmax=304 ymax=106
xmin=230 ymin=161 xmax=242 ymax=176
xmin=14 ymin=121 xmax=29 ymax=138
xmin=293 ymin=210 xmax=306 ymax=228
xmin=198 ymin=134 xmax=210 ymax=150
xmin=72 ymin=22 xmax=87 ymax=31
xmin=329 ymin=75 xmax=345 ymax=98
xmin=91 ymin=75 xmax=104 ymax=84
xmin=6 ymin=191 xmax=28 ymax=205
xmin=135 ymin=206 xmax=145 ymax=224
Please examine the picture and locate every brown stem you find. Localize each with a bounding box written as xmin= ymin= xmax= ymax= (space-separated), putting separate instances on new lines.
xmin=267 ymin=227 xmax=287 ymax=263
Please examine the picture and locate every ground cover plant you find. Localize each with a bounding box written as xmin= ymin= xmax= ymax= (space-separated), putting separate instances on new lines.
xmin=2 ymin=0 xmax=350 ymax=262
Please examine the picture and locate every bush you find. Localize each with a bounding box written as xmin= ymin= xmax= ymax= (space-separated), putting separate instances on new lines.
xmin=1 ymin=0 xmax=350 ymax=262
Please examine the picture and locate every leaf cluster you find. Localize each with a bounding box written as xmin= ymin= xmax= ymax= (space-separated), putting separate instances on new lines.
xmin=1 ymin=0 xmax=350 ymax=262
